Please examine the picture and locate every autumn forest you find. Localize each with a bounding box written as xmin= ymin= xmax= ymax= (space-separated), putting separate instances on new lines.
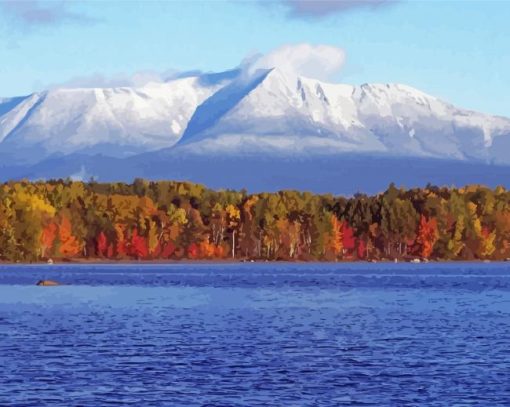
xmin=0 ymin=179 xmax=509 ymax=263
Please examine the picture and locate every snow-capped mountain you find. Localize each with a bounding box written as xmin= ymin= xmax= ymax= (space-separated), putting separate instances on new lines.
xmin=0 ymin=73 xmax=230 ymax=165
xmin=175 ymin=68 xmax=510 ymax=163
xmin=1 ymin=67 xmax=510 ymax=193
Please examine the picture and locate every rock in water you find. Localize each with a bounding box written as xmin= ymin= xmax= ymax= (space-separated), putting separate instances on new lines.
xmin=36 ymin=280 xmax=60 ymax=286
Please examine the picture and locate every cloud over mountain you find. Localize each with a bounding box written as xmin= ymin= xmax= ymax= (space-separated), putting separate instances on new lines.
xmin=42 ymin=43 xmax=346 ymax=91
xmin=247 ymin=43 xmax=346 ymax=81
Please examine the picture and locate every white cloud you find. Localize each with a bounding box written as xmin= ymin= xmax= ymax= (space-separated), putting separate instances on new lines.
xmin=247 ymin=43 xmax=346 ymax=81
xmin=37 ymin=43 xmax=346 ymax=92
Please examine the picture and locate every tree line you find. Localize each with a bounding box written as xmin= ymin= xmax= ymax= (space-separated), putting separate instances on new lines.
xmin=0 ymin=179 xmax=509 ymax=262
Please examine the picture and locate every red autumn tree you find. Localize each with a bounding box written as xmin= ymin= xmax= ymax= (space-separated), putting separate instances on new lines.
xmin=187 ymin=243 xmax=199 ymax=259
xmin=129 ymin=228 xmax=148 ymax=259
xmin=161 ymin=241 xmax=176 ymax=258
xmin=357 ymin=238 xmax=367 ymax=259
xmin=97 ymin=231 xmax=108 ymax=257
xmin=415 ymin=215 xmax=439 ymax=258
xmin=342 ymin=221 xmax=356 ymax=253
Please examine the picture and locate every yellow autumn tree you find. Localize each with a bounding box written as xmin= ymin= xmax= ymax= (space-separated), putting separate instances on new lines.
xmin=325 ymin=214 xmax=343 ymax=260
xmin=226 ymin=204 xmax=240 ymax=258
xmin=447 ymin=215 xmax=465 ymax=258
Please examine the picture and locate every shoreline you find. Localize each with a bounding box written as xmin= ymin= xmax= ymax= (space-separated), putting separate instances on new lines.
xmin=0 ymin=258 xmax=506 ymax=266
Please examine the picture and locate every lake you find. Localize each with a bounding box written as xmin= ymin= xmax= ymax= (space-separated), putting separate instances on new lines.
xmin=1 ymin=263 xmax=510 ymax=406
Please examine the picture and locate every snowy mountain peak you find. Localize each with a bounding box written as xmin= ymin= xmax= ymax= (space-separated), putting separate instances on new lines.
xmin=1 ymin=67 xmax=510 ymax=169
xmin=0 ymin=74 xmax=226 ymax=164
xmin=168 ymin=70 xmax=510 ymax=162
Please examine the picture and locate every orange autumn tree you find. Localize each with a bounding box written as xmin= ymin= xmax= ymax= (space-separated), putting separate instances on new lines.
xmin=41 ymin=222 xmax=57 ymax=258
xmin=57 ymin=215 xmax=82 ymax=257
xmin=198 ymin=240 xmax=216 ymax=259
xmin=415 ymin=215 xmax=439 ymax=259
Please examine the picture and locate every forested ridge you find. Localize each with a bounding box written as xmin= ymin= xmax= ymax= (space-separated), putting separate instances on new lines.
xmin=0 ymin=179 xmax=509 ymax=262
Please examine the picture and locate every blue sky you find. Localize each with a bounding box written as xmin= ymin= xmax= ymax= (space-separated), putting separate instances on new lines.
xmin=0 ymin=0 xmax=509 ymax=116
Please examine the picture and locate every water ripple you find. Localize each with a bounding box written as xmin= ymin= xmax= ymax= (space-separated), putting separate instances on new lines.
xmin=0 ymin=263 xmax=510 ymax=405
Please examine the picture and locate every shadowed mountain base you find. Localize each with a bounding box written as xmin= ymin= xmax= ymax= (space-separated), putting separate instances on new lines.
xmin=1 ymin=152 xmax=510 ymax=194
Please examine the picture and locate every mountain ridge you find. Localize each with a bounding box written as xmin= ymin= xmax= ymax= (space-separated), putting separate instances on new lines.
xmin=1 ymin=67 xmax=510 ymax=193
xmin=174 ymin=68 xmax=510 ymax=162
xmin=2 ymin=68 xmax=509 ymax=163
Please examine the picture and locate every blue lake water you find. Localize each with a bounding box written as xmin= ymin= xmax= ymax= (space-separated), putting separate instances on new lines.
xmin=1 ymin=262 xmax=510 ymax=406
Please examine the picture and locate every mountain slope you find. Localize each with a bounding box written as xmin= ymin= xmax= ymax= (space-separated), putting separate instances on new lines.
xmin=2 ymin=151 xmax=510 ymax=195
xmin=174 ymin=68 xmax=510 ymax=163
xmin=0 ymin=75 xmax=228 ymax=165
